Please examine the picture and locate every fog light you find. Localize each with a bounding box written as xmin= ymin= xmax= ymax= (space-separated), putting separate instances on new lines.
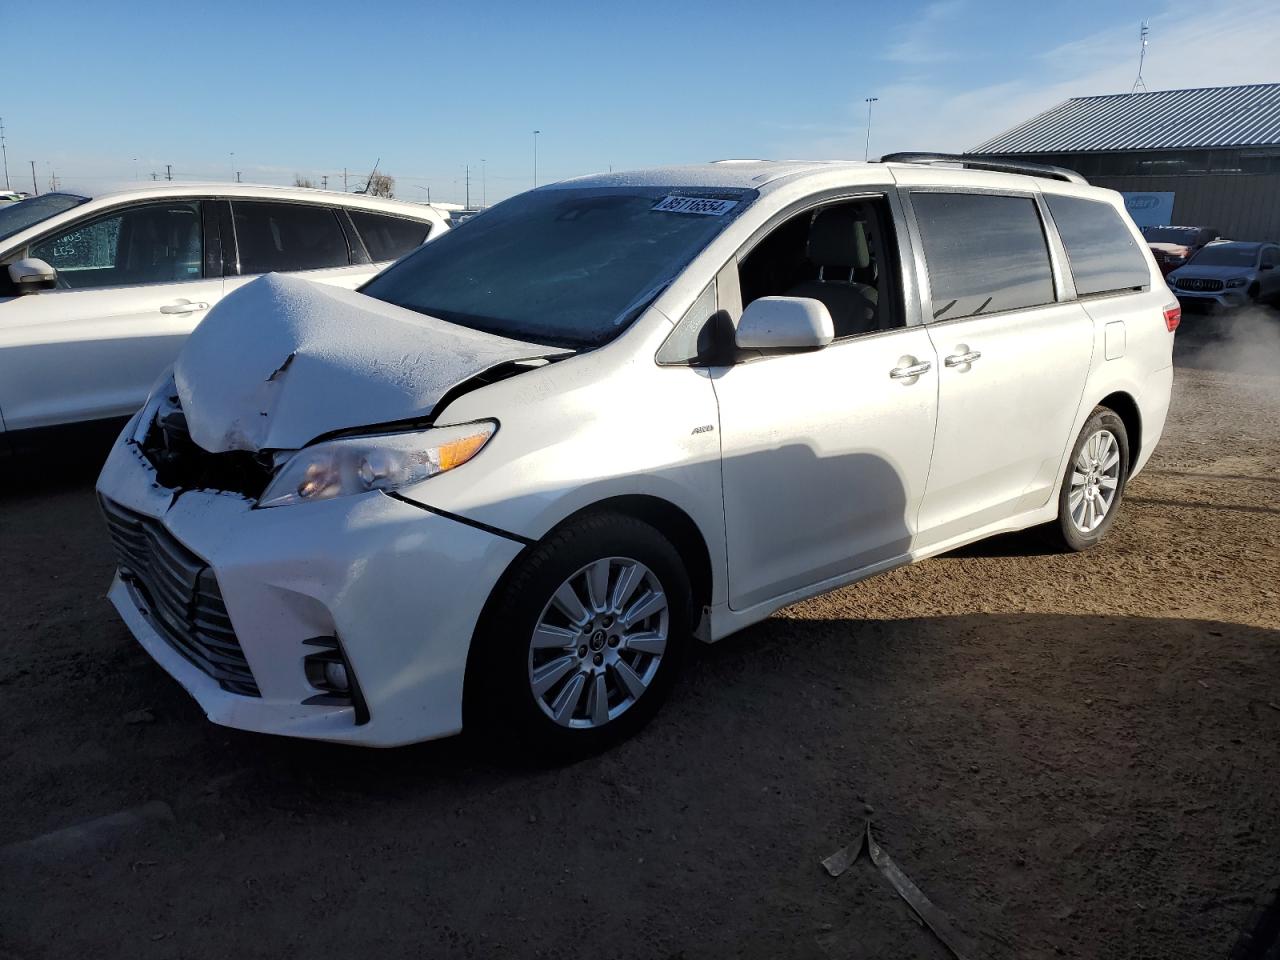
xmin=301 ymin=635 xmax=369 ymax=725
xmin=322 ymin=660 xmax=350 ymax=692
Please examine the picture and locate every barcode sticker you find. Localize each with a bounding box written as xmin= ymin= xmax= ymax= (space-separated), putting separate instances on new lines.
xmin=652 ymin=196 xmax=737 ymax=216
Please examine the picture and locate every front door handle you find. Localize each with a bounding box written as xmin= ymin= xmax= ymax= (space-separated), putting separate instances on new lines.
xmin=944 ymin=349 xmax=982 ymax=367
xmin=159 ymin=300 xmax=209 ymax=316
xmin=889 ymin=359 xmax=932 ymax=380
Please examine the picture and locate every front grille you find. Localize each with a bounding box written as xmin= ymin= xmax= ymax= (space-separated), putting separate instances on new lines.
xmin=140 ymin=397 xmax=273 ymax=499
xmin=101 ymin=497 xmax=260 ymax=697
xmin=1178 ymin=277 xmax=1224 ymax=292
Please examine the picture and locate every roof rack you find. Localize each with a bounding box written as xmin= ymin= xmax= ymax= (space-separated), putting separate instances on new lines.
xmin=880 ymin=152 xmax=1088 ymax=185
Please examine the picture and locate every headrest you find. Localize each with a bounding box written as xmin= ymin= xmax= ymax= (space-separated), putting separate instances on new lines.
xmin=807 ymin=208 xmax=871 ymax=270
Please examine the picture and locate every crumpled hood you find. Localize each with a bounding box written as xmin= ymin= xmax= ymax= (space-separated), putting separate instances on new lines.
xmin=1147 ymin=242 xmax=1191 ymax=257
xmin=174 ymin=274 xmax=567 ymax=453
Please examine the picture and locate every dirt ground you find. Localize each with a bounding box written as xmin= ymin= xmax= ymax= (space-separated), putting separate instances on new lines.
xmin=2 ymin=310 xmax=1278 ymax=960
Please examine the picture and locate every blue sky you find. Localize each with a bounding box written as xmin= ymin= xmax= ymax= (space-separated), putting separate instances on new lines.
xmin=5 ymin=0 xmax=1278 ymax=204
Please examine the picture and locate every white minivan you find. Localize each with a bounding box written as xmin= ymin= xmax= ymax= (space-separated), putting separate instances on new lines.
xmin=0 ymin=183 xmax=448 ymax=445
xmin=96 ymin=155 xmax=1178 ymax=758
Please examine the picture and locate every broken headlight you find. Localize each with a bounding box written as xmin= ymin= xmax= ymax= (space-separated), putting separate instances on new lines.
xmin=257 ymin=421 xmax=496 ymax=509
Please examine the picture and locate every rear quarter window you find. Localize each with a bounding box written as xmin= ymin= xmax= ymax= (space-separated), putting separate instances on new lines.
xmin=1044 ymin=194 xmax=1150 ymax=297
xmin=348 ymin=210 xmax=432 ymax=262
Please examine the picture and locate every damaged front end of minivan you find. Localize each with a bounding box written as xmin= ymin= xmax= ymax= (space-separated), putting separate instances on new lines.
xmin=95 ymin=274 xmax=568 ymax=745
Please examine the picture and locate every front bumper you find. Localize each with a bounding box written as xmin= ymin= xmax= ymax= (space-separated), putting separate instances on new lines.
xmin=1174 ymin=287 xmax=1250 ymax=310
xmin=96 ymin=435 xmax=524 ymax=746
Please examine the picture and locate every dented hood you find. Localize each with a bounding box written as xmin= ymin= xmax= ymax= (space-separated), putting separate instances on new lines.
xmin=174 ymin=274 xmax=566 ymax=453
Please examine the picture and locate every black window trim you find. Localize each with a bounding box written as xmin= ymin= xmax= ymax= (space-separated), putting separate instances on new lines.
xmin=12 ymin=197 xmax=214 ymax=293
xmin=897 ymin=184 xmax=1077 ymax=327
xmin=224 ymin=197 xmax=357 ymax=277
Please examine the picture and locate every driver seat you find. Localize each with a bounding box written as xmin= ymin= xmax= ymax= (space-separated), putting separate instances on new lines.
xmin=785 ymin=207 xmax=879 ymax=338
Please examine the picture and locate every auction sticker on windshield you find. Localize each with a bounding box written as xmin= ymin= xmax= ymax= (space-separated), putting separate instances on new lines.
xmin=652 ymin=196 xmax=738 ymax=216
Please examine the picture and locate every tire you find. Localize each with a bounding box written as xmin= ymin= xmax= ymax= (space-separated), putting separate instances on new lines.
xmin=464 ymin=511 xmax=693 ymax=763
xmin=1044 ymin=407 xmax=1130 ymax=552
xmin=1229 ymin=873 xmax=1280 ymax=960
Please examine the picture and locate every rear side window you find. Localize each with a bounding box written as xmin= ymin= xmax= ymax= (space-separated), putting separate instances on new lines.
xmin=349 ymin=211 xmax=431 ymax=262
xmin=231 ymin=201 xmax=349 ymax=274
xmin=1044 ymin=195 xmax=1149 ymax=296
xmin=912 ymin=192 xmax=1055 ymax=321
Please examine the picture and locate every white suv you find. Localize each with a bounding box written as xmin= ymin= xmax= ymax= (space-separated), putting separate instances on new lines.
xmin=0 ymin=183 xmax=448 ymax=443
xmin=96 ymin=155 xmax=1178 ymax=758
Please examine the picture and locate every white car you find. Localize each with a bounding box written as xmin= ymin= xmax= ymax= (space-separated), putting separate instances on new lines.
xmin=0 ymin=182 xmax=449 ymax=443
xmin=96 ymin=155 xmax=1177 ymax=758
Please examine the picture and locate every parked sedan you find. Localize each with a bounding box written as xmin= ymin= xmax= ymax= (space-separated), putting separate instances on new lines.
xmin=0 ymin=183 xmax=449 ymax=446
xmin=1168 ymin=240 xmax=1280 ymax=310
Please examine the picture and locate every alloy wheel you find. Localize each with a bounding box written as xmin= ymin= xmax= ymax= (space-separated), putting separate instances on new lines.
xmin=527 ymin=557 xmax=669 ymax=729
xmin=1068 ymin=429 xmax=1121 ymax=534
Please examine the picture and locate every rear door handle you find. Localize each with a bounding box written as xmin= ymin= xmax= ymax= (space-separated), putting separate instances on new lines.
xmin=889 ymin=360 xmax=932 ymax=380
xmin=159 ymin=300 xmax=209 ymax=315
xmin=944 ymin=349 xmax=982 ymax=367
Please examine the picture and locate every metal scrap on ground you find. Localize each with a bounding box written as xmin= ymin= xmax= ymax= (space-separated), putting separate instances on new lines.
xmin=823 ymin=821 xmax=980 ymax=960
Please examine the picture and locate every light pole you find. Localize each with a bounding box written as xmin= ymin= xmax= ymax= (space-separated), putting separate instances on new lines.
xmin=533 ymin=130 xmax=540 ymax=188
xmin=864 ymin=97 xmax=878 ymax=161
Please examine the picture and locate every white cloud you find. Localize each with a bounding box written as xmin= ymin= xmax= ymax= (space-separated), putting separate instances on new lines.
xmin=773 ymin=0 xmax=1280 ymax=158
xmin=884 ymin=0 xmax=967 ymax=64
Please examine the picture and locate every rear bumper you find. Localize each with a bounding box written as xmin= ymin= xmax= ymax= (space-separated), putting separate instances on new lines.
xmin=96 ymin=434 xmax=524 ymax=746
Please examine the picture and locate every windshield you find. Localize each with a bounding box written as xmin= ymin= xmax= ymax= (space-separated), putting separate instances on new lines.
xmin=1142 ymin=226 xmax=1199 ymax=245
xmin=361 ymin=185 xmax=755 ymax=349
xmin=1188 ymin=244 xmax=1258 ymax=268
xmin=0 ymin=193 xmax=89 ymax=243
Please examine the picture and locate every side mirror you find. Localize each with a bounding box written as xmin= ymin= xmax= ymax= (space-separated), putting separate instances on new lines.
xmin=1260 ymin=262 xmax=1274 ymax=271
xmin=735 ymin=297 xmax=834 ymax=352
xmin=8 ymin=257 xmax=57 ymax=293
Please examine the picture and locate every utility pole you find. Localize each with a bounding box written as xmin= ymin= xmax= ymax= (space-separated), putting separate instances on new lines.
xmin=533 ymin=130 xmax=541 ymax=188
xmin=0 ymin=117 xmax=9 ymax=190
xmin=465 ymin=164 xmax=470 ymax=209
xmin=29 ymin=160 xmax=38 ymax=195
xmin=321 ymin=175 xmax=328 ymax=190
xmin=480 ymin=159 xmax=486 ymax=209
xmin=343 ymin=167 xmax=348 ymax=192
xmin=864 ymin=97 xmax=879 ymax=161
xmin=165 ymin=164 xmax=173 ymax=181
xmin=236 ymin=171 xmax=241 ymax=183
xmin=230 ymin=151 xmax=235 ymax=181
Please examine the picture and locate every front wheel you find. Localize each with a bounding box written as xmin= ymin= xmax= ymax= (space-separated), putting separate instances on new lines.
xmin=1045 ymin=407 xmax=1130 ymax=552
xmin=465 ymin=512 xmax=693 ymax=762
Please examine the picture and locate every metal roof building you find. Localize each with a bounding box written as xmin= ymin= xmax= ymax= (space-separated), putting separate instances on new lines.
xmin=967 ymin=83 xmax=1280 ymax=240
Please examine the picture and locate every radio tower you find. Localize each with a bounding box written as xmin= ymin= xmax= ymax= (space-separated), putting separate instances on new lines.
xmin=1130 ymin=21 xmax=1150 ymax=93
xmin=0 ymin=117 xmax=10 ymax=190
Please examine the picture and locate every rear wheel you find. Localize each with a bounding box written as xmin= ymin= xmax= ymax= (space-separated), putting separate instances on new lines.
xmin=465 ymin=512 xmax=692 ymax=762
xmin=1045 ymin=407 xmax=1130 ymax=552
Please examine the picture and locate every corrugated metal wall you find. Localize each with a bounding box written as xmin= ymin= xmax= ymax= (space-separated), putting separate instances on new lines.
xmin=1092 ymin=173 xmax=1280 ymax=240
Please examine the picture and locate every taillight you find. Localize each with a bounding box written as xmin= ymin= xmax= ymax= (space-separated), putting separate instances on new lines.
xmin=1164 ymin=304 xmax=1181 ymax=332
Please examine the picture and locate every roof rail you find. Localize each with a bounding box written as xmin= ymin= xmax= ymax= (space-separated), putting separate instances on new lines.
xmin=880 ymin=152 xmax=1088 ymax=185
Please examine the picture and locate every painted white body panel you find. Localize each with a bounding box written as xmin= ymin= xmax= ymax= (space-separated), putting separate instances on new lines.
xmin=0 ymin=183 xmax=448 ymax=432
xmin=95 ymin=160 xmax=1177 ymax=746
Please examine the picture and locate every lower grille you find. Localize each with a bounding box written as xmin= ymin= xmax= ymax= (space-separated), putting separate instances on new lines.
xmin=101 ymin=497 xmax=260 ymax=697
xmin=1178 ymin=277 xmax=1224 ymax=292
